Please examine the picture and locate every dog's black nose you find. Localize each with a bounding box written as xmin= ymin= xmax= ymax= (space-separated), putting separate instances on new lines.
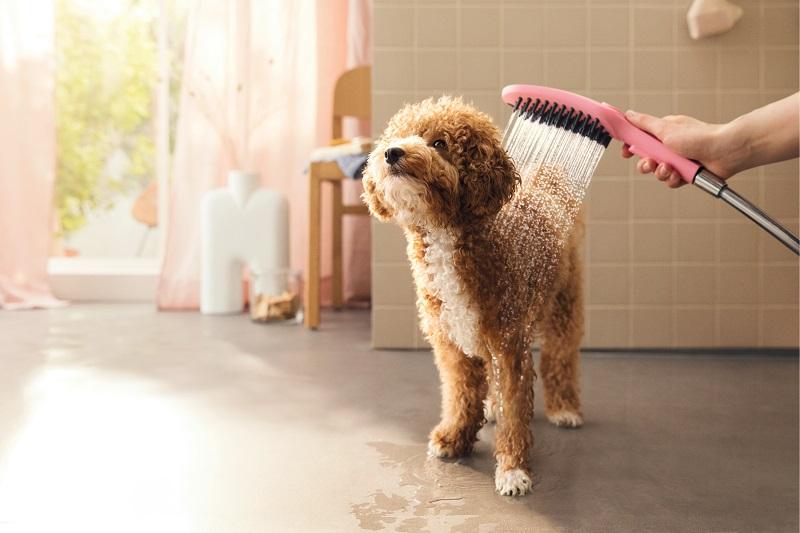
xmin=385 ymin=147 xmax=405 ymax=165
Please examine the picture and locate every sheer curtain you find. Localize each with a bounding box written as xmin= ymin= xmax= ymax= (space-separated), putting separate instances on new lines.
xmin=158 ymin=0 xmax=371 ymax=309
xmin=0 ymin=0 xmax=63 ymax=310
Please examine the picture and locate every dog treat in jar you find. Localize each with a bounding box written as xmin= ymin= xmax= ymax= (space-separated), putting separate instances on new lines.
xmin=249 ymin=268 xmax=303 ymax=323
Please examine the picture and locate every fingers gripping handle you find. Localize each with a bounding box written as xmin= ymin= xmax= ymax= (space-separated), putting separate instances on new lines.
xmin=599 ymin=103 xmax=701 ymax=183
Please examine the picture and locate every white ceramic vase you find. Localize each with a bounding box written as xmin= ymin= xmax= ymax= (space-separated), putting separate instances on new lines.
xmin=200 ymin=170 xmax=289 ymax=314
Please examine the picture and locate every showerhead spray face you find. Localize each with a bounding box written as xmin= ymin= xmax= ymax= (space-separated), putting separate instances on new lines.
xmin=500 ymin=84 xmax=799 ymax=255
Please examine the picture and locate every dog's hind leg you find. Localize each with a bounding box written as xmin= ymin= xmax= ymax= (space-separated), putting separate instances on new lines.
xmin=428 ymin=338 xmax=487 ymax=459
xmin=540 ymin=241 xmax=584 ymax=429
xmin=491 ymin=339 xmax=536 ymax=496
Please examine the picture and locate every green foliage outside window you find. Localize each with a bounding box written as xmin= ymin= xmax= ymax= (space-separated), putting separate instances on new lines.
xmin=54 ymin=0 xmax=157 ymax=236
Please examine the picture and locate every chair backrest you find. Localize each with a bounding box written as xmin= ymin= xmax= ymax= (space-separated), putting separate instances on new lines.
xmin=332 ymin=66 xmax=371 ymax=139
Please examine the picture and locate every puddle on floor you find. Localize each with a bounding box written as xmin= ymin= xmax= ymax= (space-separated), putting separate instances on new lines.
xmin=350 ymin=438 xmax=563 ymax=532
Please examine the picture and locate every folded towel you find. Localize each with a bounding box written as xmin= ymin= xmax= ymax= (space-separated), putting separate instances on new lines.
xmin=308 ymin=137 xmax=373 ymax=179
xmin=336 ymin=153 xmax=369 ymax=179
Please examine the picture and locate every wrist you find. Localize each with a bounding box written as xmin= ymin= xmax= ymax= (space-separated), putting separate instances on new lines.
xmin=715 ymin=118 xmax=750 ymax=177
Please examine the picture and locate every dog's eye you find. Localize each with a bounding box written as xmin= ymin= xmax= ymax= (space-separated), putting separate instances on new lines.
xmin=432 ymin=139 xmax=446 ymax=150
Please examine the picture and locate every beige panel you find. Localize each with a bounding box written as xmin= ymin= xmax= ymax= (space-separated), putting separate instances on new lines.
xmin=373 ymin=93 xmax=414 ymax=129
xmin=717 ymin=308 xmax=760 ymax=347
xmin=764 ymin=178 xmax=800 ymax=219
xmin=373 ymin=6 xmax=415 ymax=47
xmin=588 ymin=309 xmax=630 ymax=349
xmin=459 ymin=50 xmax=501 ymax=90
xmin=674 ymin=183 xmax=718 ymax=218
xmin=675 ymin=309 xmax=716 ymax=348
xmin=372 ymin=307 xmax=418 ymax=349
xmin=590 ymin=51 xmax=629 ymax=91
xmin=588 ymin=222 xmax=630 ymax=263
xmin=545 ymin=50 xmax=587 ymax=91
xmin=632 ymin=308 xmax=673 ymax=348
xmin=502 ymin=51 xmax=543 ymax=87
xmin=764 ymin=49 xmax=800 ymax=90
xmin=633 ymin=50 xmax=673 ymax=90
xmin=675 ymin=222 xmax=716 ymax=263
xmin=631 ymin=93 xmax=674 ymax=118
xmin=632 ymin=222 xmax=673 ymax=263
xmin=762 ymin=5 xmax=799 ymax=46
xmin=676 ymin=49 xmax=717 ymax=90
xmin=372 ymin=221 xmax=407 ymax=263
xmin=762 ymin=308 xmax=800 ymax=348
xmin=717 ymin=265 xmax=759 ymax=305
xmin=373 ymin=50 xmax=415 ymax=91
xmin=586 ymin=180 xmax=630 ymax=221
xmin=676 ymin=265 xmax=717 ymax=305
xmin=416 ymin=7 xmax=458 ymax=48
xmin=632 ymin=265 xmax=674 ymax=305
xmin=720 ymin=48 xmax=760 ymax=90
xmin=633 ymin=6 xmax=674 ymax=47
xmin=632 ymin=180 xmax=673 ymax=219
xmin=719 ymin=222 xmax=760 ymax=263
xmin=372 ymin=264 xmax=416 ymax=307
xmin=762 ymin=265 xmax=800 ymax=306
xmin=417 ymin=51 xmax=458 ymax=91
xmin=590 ymin=6 xmax=629 ymax=47
xmin=589 ymin=266 xmax=630 ymax=305
xmin=460 ymin=6 xmax=500 ymax=47
xmin=676 ymin=92 xmax=718 ymax=123
xmin=503 ymin=6 xmax=543 ymax=48
xmin=543 ymin=5 xmax=587 ymax=47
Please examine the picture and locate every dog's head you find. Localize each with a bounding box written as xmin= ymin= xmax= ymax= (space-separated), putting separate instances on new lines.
xmin=362 ymin=96 xmax=519 ymax=228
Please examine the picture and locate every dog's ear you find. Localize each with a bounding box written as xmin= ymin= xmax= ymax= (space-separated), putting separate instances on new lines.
xmin=361 ymin=169 xmax=394 ymax=222
xmin=458 ymin=131 xmax=519 ymax=218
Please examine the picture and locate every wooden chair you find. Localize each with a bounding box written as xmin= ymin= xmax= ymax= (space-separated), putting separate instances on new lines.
xmin=305 ymin=66 xmax=371 ymax=329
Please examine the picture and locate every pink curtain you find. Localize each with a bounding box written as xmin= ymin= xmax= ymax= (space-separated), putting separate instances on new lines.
xmin=0 ymin=0 xmax=63 ymax=310
xmin=158 ymin=0 xmax=372 ymax=310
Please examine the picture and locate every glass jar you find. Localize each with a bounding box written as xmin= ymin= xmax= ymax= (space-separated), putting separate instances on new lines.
xmin=248 ymin=267 xmax=303 ymax=324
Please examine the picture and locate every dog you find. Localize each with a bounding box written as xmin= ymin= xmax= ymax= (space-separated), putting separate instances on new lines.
xmin=362 ymin=96 xmax=584 ymax=497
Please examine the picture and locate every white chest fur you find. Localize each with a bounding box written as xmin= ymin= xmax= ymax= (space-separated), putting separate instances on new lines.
xmin=420 ymin=228 xmax=482 ymax=357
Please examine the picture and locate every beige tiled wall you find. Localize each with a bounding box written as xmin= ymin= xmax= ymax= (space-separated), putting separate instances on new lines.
xmin=371 ymin=0 xmax=799 ymax=349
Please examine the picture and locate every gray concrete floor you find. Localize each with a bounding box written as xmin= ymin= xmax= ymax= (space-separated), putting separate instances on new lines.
xmin=0 ymin=305 xmax=797 ymax=532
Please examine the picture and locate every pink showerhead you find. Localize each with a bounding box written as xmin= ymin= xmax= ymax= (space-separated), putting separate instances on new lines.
xmin=502 ymin=84 xmax=701 ymax=182
xmin=500 ymin=84 xmax=799 ymax=255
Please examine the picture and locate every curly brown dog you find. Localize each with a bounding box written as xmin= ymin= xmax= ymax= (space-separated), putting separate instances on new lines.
xmin=362 ymin=96 xmax=584 ymax=497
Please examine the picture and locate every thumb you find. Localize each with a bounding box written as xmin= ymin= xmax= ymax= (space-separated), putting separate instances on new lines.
xmin=625 ymin=110 xmax=665 ymax=140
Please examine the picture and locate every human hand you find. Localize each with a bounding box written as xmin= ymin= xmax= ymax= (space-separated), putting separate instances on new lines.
xmin=621 ymin=111 xmax=737 ymax=188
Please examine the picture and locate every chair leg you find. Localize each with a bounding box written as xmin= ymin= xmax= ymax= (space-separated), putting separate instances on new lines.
xmin=332 ymin=180 xmax=344 ymax=310
xmin=305 ymin=169 xmax=322 ymax=329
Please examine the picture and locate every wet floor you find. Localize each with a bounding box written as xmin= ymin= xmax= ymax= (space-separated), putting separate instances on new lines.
xmin=0 ymin=305 xmax=796 ymax=532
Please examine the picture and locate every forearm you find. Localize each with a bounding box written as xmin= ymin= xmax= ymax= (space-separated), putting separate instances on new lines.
xmin=721 ymin=92 xmax=799 ymax=175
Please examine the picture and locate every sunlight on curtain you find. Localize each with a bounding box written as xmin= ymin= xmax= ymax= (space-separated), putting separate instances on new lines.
xmin=0 ymin=0 xmax=64 ymax=310
xmin=158 ymin=0 xmax=367 ymax=310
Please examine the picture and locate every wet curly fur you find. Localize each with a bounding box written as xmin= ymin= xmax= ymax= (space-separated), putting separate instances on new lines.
xmin=362 ymin=97 xmax=585 ymax=497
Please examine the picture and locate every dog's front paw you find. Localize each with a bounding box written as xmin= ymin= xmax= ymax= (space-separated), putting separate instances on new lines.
xmin=495 ymin=467 xmax=532 ymax=497
xmin=546 ymin=409 xmax=584 ymax=428
xmin=427 ymin=426 xmax=475 ymax=459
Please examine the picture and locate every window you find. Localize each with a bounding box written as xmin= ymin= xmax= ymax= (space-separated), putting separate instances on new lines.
xmin=49 ymin=0 xmax=187 ymax=299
